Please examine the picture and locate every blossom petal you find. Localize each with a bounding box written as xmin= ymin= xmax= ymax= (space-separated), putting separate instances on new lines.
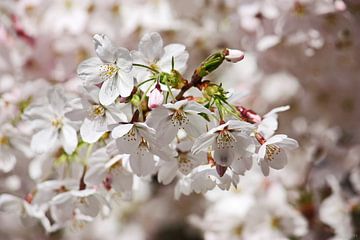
xmin=99 ymin=78 xmax=120 ymax=106
xmin=268 ymin=148 xmax=287 ymax=170
xmin=93 ymin=34 xmax=117 ymax=63
xmin=115 ymin=47 xmax=132 ymax=72
xmin=129 ymin=149 xmax=156 ymax=177
xmin=112 ymin=170 xmax=133 ymax=192
xmin=77 ymin=57 xmax=104 ymax=85
xmin=80 ymin=118 xmax=105 ymax=143
xmin=158 ymin=161 xmax=178 ymax=185
xmin=191 ymin=133 xmax=216 ymax=154
xmin=139 ymin=32 xmax=164 ymax=62
xmin=60 ymin=125 xmax=78 ymax=154
xmin=0 ymin=148 xmax=16 ymax=173
xmin=48 ymin=88 xmax=67 ymax=115
xmin=117 ymin=71 xmax=133 ymax=97
xmin=84 ymin=164 xmax=107 ymax=186
xmin=111 ymin=124 xmax=134 ymax=139
xmin=158 ymin=44 xmax=189 ymax=73
xmin=260 ymin=159 xmax=270 ymax=176
xmin=31 ymin=128 xmax=58 ymax=153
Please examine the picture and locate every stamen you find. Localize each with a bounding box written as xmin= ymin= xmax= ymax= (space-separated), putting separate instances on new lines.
xmin=171 ymin=110 xmax=189 ymax=127
xmin=89 ymin=104 xmax=105 ymax=119
xmin=99 ymin=64 xmax=119 ymax=81
xmin=51 ymin=118 xmax=63 ymax=129
xmin=216 ymin=130 xmax=236 ymax=149
xmin=266 ymin=144 xmax=281 ymax=161
xmin=177 ymin=152 xmax=193 ymax=175
xmin=124 ymin=127 xmax=137 ymax=142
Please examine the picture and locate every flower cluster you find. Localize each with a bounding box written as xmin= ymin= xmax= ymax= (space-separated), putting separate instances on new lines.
xmin=0 ymin=32 xmax=297 ymax=231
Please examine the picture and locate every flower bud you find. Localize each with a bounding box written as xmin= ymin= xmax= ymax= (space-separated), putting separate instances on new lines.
xmin=224 ymin=48 xmax=245 ymax=63
xmin=148 ymin=86 xmax=163 ymax=109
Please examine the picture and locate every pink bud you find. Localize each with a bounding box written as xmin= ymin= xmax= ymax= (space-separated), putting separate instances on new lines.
xmin=225 ymin=49 xmax=245 ymax=63
xmin=148 ymin=88 xmax=164 ymax=109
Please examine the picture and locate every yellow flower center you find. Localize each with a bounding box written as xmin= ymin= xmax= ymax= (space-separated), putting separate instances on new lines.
xmin=89 ymin=104 xmax=105 ymax=119
xmin=51 ymin=118 xmax=63 ymax=129
xmin=99 ymin=64 xmax=119 ymax=81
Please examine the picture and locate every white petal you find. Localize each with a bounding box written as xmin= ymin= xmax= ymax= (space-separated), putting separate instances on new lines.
xmin=158 ymin=44 xmax=189 ymax=73
xmin=129 ymin=149 xmax=156 ymax=177
xmin=0 ymin=149 xmax=16 ymax=173
xmin=145 ymin=107 xmax=170 ymax=129
xmin=228 ymin=120 xmax=255 ymax=133
xmin=277 ymin=137 xmax=299 ymax=150
xmin=48 ymin=88 xmax=67 ymax=114
xmin=93 ymin=34 xmax=117 ymax=63
xmin=117 ymin=71 xmax=134 ymax=97
xmin=139 ymin=32 xmax=164 ymax=62
xmin=264 ymin=105 xmax=290 ymax=118
xmin=183 ymin=101 xmax=212 ymax=115
xmin=191 ymin=133 xmax=216 ymax=154
xmin=214 ymin=148 xmax=234 ymax=167
xmin=115 ymin=47 xmax=132 ymax=72
xmin=65 ymin=109 xmax=87 ymax=121
xmin=111 ymin=124 xmax=134 ymax=139
xmin=157 ymin=123 xmax=178 ymax=145
xmin=115 ymin=131 xmax=139 ymax=154
xmin=84 ymin=164 xmax=107 ymax=186
xmin=184 ymin=114 xmax=207 ymax=137
xmin=99 ymin=78 xmax=120 ymax=106
xmin=112 ymin=170 xmax=133 ymax=192
xmin=260 ymin=159 xmax=270 ymax=176
xmin=231 ymin=156 xmax=252 ymax=175
xmin=77 ymin=195 xmax=100 ymax=217
xmin=60 ymin=125 xmax=78 ymax=155
xmin=163 ymin=99 xmax=188 ymax=110
xmin=158 ymin=161 xmax=178 ymax=185
xmin=77 ymin=57 xmax=104 ymax=85
xmin=0 ymin=194 xmax=23 ymax=214
xmin=268 ymin=148 xmax=287 ymax=170
xmin=80 ymin=118 xmax=105 ymax=143
xmin=266 ymin=134 xmax=287 ymax=145
xmin=31 ymin=128 xmax=58 ymax=153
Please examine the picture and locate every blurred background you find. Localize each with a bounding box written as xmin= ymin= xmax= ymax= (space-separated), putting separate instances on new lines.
xmin=0 ymin=0 xmax=360 ymax=239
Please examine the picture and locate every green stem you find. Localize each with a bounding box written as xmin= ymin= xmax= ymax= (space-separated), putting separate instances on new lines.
xmin=133 ymin=63 xmax=159 ymax=73
xmin=137 ymin=77 xmax=156 ymax=88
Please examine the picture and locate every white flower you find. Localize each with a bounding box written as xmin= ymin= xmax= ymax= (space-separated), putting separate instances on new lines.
xmin=0 ymin=194 xmax=52 ymax=232
xmin=77 ymin=34 xmax=133 ymax=105
xmin=50 ymin=189 xmax=106 ymax=229
xmin=224 ymin=48 xmax=245 ymax=63
xmin=157 ymin=140 xmax=207 ymax=185
xmin=0 ymin=123 xmax=29 ymax=172
xmin=146 ymin=99 xmax=212 ymax=144
xmin=26 ymin=88 xmax=78 ymax=155
xmin=257 ymin=134 xmax=298 ymax=176
xmin=84 ymin=148 xmax=133 ymax=194
xmin=66 ymin=87 xmax=127 ymax=143
xmin=131 ymin=32 xmax=189 ymax=89
xmin=111 ymin=122 xmax=173 ymax=176
xmin=192 ymin=120 xmax=255 ymax=176
xmin=175 ymin=165 xmax=239 ymax=199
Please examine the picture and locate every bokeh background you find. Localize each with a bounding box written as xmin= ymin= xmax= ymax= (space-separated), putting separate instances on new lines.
xmin=0 ymin=0 xmax=360 ymax=239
